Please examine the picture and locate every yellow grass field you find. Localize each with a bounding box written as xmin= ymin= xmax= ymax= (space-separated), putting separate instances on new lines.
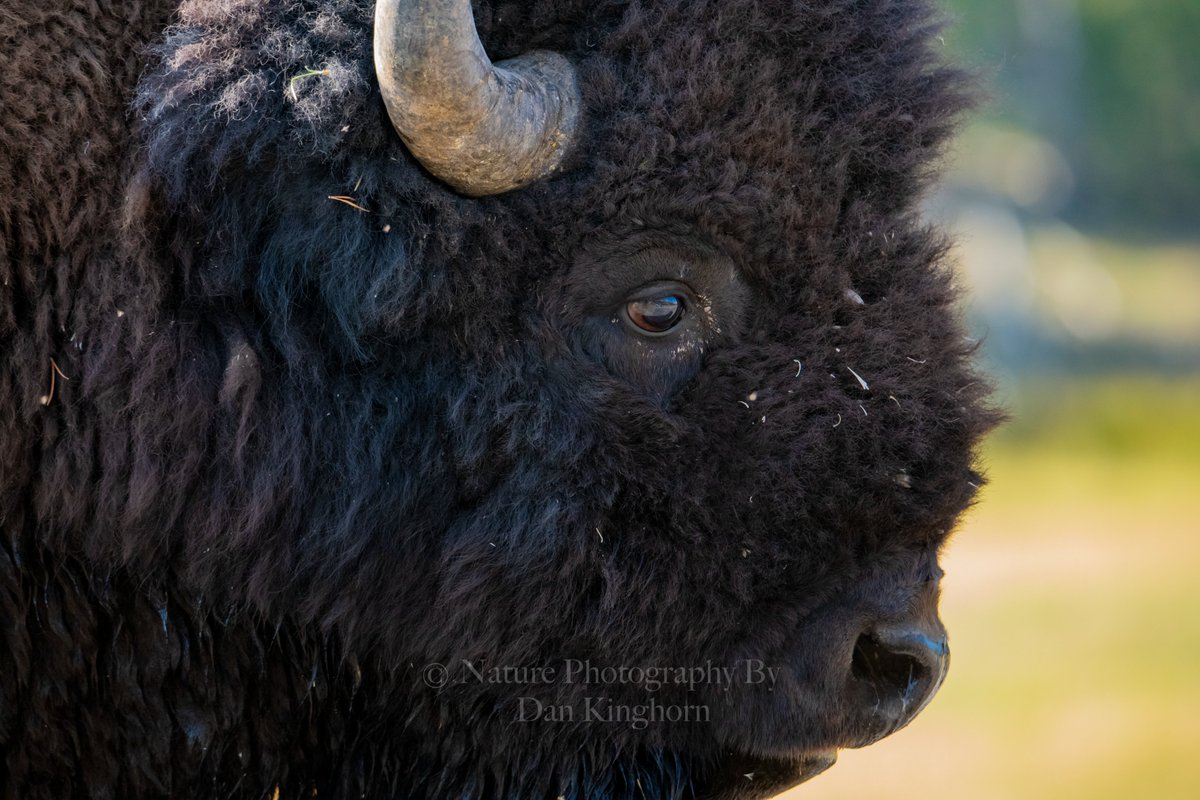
xmin=781 ymin=377 xmax=1200 ymax=800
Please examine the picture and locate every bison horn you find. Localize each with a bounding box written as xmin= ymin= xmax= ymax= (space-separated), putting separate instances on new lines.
xmin=373 ymin=0 xmax=581 ymax=197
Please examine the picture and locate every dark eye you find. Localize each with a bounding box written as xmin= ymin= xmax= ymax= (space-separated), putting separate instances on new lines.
xmin=625 ymin=295 xmax=686 ymax=334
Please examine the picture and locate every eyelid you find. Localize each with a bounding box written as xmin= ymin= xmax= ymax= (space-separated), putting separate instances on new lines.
xmin=622 ymin=280 xmax=696 ymax=305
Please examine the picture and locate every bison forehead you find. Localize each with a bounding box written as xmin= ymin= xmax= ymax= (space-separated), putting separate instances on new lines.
xmin=137 ymin=0 xmax=969 ymax=327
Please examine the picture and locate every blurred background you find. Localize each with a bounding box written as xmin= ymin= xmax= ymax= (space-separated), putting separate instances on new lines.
xmin=783 ymin=1 xmax=1200 ymax=798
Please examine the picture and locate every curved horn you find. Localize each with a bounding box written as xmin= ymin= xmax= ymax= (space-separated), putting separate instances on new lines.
xmin=374 ymin=0 xmax=580 ymax=197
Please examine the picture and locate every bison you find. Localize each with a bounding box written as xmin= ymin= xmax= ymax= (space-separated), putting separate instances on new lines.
xmin=0 ymin=0 xmax=997 ymax=797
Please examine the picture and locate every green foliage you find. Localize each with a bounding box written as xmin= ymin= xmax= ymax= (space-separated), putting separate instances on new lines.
xmin=998 ymin=375 xmax=1200 ymax=458
xmin=939 ymin=0 xmax=1200 ymax=234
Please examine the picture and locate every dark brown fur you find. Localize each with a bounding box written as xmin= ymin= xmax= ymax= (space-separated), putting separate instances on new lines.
xmin=0 ymin=1 xmax=998 ymax=797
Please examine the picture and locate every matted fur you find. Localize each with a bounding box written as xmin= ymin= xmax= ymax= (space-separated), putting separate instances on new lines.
xmin=0 ymin=1 xmax=997 ymax=798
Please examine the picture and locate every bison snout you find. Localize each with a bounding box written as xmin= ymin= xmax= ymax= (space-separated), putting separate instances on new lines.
xmin=844 ymin=620 xmax=950 ymax=747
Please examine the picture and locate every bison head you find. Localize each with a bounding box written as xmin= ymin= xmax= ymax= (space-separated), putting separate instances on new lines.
xmin=29 ymin=0 xmax=998 ymax=796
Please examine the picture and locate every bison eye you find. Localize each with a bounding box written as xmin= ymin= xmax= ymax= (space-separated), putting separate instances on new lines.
xmin=624 ymin=290 xmax=687 ymax=336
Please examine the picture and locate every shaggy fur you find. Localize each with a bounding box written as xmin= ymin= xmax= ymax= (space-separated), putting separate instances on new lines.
xmin=0 ymin=1 xmax=997 ymax=798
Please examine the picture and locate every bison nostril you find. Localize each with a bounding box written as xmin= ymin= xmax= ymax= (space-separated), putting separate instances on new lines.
xmin=851 ymin=633 xmax=926 ymax=692
xmin=846 ymin=626 xmax=949 ymax=745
